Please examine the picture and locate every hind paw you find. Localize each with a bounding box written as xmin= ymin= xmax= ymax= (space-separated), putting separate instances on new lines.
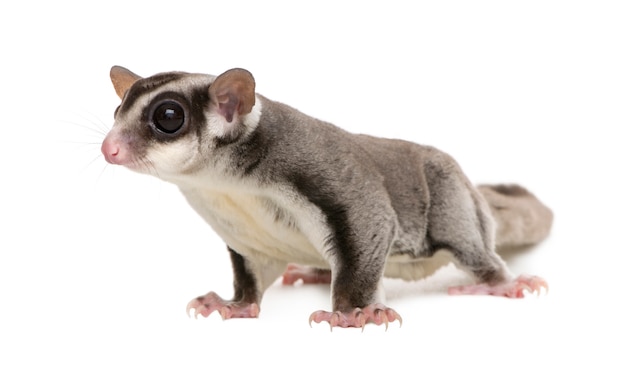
xmin=282 ymin=264 xmax=331 ymax=285
xmin=448 ymin=275 xmax=548 ymax=298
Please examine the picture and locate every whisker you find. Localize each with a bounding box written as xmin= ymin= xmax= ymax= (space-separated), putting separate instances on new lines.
xmin=94 ymin=159 xmax=111 ymax=187
xmin=61 ymin=141 xmax=102 ymax=145
xmin=55 ymin=109 xmax=112 ymax=149
xmin=140 ymin=156 xmax=159 ymax=178
xmin=57 ymin=119 xmax=108 ymax=138
xmin=68 ymin=109 xmax=111 ymax=132
xmin=79 ymin=109 xmax=112 ymax=134
xmin=60 ymin=139 xmax=104 ymax=160
xmin=53 ymin=109 xmax=119 ymax=190
xmin=80 ymin=153 xmax=106 ymax=174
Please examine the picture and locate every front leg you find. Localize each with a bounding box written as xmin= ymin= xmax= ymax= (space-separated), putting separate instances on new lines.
xmin=282 ymin=264 xmax=402 ymax=330
xmin=288 ymin=170 xmax=402 ymax=330
xmin=187 ymin=247 xmax=286 ymax=320
xmin=308 ymin=260 xmax=402 ymax=330
xmin=309 ymin=219 xmax=402 ymax=330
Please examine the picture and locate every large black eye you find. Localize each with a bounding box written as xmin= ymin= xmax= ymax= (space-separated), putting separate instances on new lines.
xmin=152 ymin=101 xmax=185 ymax=134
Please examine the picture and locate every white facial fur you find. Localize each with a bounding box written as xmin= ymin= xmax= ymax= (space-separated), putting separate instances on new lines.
xmin=103 ymin=73 xmax=264 ymax=183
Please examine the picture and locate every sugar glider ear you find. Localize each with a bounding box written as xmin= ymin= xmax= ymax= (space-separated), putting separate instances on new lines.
xmin=208 ymin=68 xmax=256 ymax=123
xmin=110 ymin=66 xmax=142 ymax=99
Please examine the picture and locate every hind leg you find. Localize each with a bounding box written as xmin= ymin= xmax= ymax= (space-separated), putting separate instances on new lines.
xmin=437 ymin=236 xmax=547 ymax=298
xmin=427 ymin=176 xmax=547 ymax=298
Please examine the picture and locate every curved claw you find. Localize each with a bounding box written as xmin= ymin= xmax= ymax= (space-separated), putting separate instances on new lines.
xmin=354 ymin=309 xmax=366 ymax=332
xmin=532 ymin=276 xmax=549 ymax=294
xmin=309 ymin=310 xmax=325 ymax=327
xmin=310 ymin=310 xmax=346 ymax=331
xmin=370 ymin=309 xmax=387 ymax=332
xmin=186 ymin=302 xmax=195 ymax=318
xmin=329 ymin=312 xmax=341 ymax=331
xmin=186 ymin=292 xmax=259 ymax=320
xmin=309 ymin=304 xmax=402 ymax=331
xmin=186 ymin=299 xmax=202 ymax=318
xmin=449 ymin=275 xmax=549 ymax=299
xmin=517 ymin=283 xmax=532 ymax=297
xmin=519 ymin=275 xmax=549 ymax=297
xmin=219 ymin=306 xmax=231 ymax=320
xmin=392 ymin=310 xmax=403 ymax=328
xmin=379 ymin=308 xmax=403 ymax=330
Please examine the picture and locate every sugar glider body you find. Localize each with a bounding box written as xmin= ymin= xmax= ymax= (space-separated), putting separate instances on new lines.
xmin=102 ymin=67 xmax=552 ymax=329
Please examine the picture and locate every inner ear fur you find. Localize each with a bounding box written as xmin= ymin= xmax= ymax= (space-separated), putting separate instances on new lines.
xmin=208 ymin=68 xmax=256 ymax=123
xmin=110 ymin=66 xmax=142 ymax=99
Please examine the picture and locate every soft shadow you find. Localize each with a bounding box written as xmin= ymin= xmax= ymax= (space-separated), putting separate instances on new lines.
xmin=384 ymin=264 xmax=472 ymax=301
xmin=496 ymin=243 xmax=543 ymax=268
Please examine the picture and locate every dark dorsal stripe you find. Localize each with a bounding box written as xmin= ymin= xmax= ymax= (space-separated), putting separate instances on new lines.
xmin=120 ymin=72 xmax=188 ymax=114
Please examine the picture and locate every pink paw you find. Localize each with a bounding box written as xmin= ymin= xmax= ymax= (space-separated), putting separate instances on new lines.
xmin=309 ymin=303 xmax=402 ymax=331
xmin=448 ymin=275 xmax=548 ymax=298
xmin=186 ymin=292 xmax=260 ymax=319
xmin=282 ymin=264 xmax=331 ymax=285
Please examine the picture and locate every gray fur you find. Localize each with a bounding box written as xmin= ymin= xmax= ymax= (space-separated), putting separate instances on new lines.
xmin=478 ymin=184 xmax=554 ymax=248
xmin=103 ymin=66 xmax=553 ymax=314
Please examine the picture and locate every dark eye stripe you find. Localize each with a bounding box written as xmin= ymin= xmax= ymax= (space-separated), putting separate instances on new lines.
xmin=120 ymin=73 xmax=186 ymax=114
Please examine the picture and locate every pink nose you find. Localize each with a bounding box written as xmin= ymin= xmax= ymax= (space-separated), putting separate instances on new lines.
xmin=101 ymin=134 xmax=128 ymax=165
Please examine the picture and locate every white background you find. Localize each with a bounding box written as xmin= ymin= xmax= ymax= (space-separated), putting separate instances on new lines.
xmin=1 ymin=1 xmax=625 ymax=363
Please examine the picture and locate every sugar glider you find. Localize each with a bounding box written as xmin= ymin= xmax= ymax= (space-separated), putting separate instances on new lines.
xmin=101 ymin=66 xmax=553 ymax=330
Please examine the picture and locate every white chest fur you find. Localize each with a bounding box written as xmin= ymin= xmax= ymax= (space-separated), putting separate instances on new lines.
xmin=179 ymin=186 xmax=330 ymax=268
xmin=175 ymin=178 xmax=456 ymax=283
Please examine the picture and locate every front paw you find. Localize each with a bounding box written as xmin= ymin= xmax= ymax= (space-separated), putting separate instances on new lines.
xmin=186 ymin=291 xmax=260 ymax=319
xmin=309 ymin=303 xmax=402 ymax=331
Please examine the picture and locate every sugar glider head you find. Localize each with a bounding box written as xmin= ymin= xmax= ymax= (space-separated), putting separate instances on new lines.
xmin=101 ymin=66 xmax=260 ymax=179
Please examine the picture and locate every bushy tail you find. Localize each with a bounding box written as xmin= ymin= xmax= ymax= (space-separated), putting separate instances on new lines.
xmin=478 ymin=184 xmax=553 ymax=248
